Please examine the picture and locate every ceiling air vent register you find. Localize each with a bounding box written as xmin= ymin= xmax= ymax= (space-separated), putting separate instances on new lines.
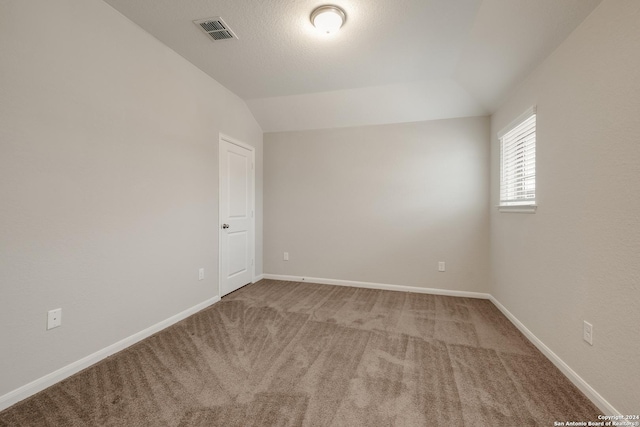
xmin=194 ymin=17 xmax=237 ymax=41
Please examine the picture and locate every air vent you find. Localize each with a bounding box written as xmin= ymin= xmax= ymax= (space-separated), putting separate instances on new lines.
xmin=194 ymin=17 xmax=237 ymax=41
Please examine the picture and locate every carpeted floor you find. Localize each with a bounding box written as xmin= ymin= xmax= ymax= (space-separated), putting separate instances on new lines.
xmin=0 ymin=279 xmax=600 ymax=426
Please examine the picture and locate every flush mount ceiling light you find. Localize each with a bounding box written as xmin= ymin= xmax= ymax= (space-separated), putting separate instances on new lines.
xmin=311 ymin=5 xmax=346 ymax=34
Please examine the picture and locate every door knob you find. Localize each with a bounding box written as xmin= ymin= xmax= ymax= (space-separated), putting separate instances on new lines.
xmin=221 ymin=224 xmax=230 ymax=229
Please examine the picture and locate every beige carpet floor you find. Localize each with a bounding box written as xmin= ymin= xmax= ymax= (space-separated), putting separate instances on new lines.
xmin=0 ymin=279 xmax=600 ymax=426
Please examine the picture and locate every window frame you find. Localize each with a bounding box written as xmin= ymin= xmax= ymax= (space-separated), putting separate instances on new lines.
xmin=497 ymin=106 xmax=537 ymax=214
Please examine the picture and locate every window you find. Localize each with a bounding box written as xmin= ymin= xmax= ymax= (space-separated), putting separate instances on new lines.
xmin=498 ymin=106 xmax=536 ymax=212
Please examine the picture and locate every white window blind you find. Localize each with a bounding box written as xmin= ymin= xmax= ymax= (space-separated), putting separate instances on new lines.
xmin=499 ymin=110 xmax=536 ymax=207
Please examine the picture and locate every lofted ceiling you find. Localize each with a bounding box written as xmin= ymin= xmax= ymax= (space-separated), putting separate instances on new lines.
xmin=103 ymin=0 xmax=602 ymax=132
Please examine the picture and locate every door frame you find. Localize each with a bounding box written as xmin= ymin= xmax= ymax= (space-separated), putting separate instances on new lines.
xmin=218 ymin=133 xmax=256 ymax=297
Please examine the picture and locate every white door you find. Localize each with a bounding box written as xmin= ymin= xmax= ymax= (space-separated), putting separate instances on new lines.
xmin=219 ymin=136 xmax=255 ymax=296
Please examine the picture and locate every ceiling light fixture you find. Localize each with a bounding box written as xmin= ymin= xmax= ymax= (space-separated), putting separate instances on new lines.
xmin=311 ymin=5 xmax=346 ymax=34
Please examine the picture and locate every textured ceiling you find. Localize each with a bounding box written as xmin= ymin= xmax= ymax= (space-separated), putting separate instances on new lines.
xmin=103 ymin=0 xmax=602 ymax=132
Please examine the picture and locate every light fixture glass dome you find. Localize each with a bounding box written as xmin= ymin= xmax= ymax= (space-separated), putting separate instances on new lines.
xmin=311 ymin=5 xmax=346 ymax=34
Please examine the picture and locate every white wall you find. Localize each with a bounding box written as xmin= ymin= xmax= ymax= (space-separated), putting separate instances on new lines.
xmin=264 ymin=117 xmax=490 ymax=293
xmin=490 ymin=0 xmax=640 ymax=414
xmin=0 ymin=0 xmax=262 ymax=399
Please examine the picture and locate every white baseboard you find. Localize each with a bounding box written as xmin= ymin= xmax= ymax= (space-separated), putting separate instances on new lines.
xmin=489 ymin=296 xmax=620 ymax=416
xmin=253 ymin=273 xmax=265 ymax=282
xmin=262 ymin=273 xmax=491 ymax=299
xmin=0 ymin=295 xmax=220 ymax=412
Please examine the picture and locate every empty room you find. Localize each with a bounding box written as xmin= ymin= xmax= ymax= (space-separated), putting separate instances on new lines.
xmin=1 ymin=0 xmax=638 ymax=425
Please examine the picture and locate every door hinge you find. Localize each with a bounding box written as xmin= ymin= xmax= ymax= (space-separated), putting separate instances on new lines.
xmin=251 ymin=210 xmax=254 ymax=218
xmin=251 ymin=163 xmax=254 ymax=170
xmin=251 ymin=259 xmax=254 ymax=266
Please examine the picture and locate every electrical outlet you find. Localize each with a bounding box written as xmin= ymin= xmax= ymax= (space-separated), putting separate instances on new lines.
xmin=583 ymin=321 xmax=593 ymax=345
xmin=198 ymin=268 xmax=204 ymax=281
xmin=438 ymin=261 xmax=445 ymax=272
xmin=284 ymin=252 xmax=289 ymax=261
xmin=47 ymin=308 xmax=62 ymax=330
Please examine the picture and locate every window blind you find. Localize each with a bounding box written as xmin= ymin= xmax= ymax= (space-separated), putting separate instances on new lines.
xmin=500 ymin=113 xmax=536 ymax=206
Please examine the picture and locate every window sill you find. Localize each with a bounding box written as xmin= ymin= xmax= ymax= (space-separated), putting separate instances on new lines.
xmin=498 ymin=205 xmax=537 ymax=214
